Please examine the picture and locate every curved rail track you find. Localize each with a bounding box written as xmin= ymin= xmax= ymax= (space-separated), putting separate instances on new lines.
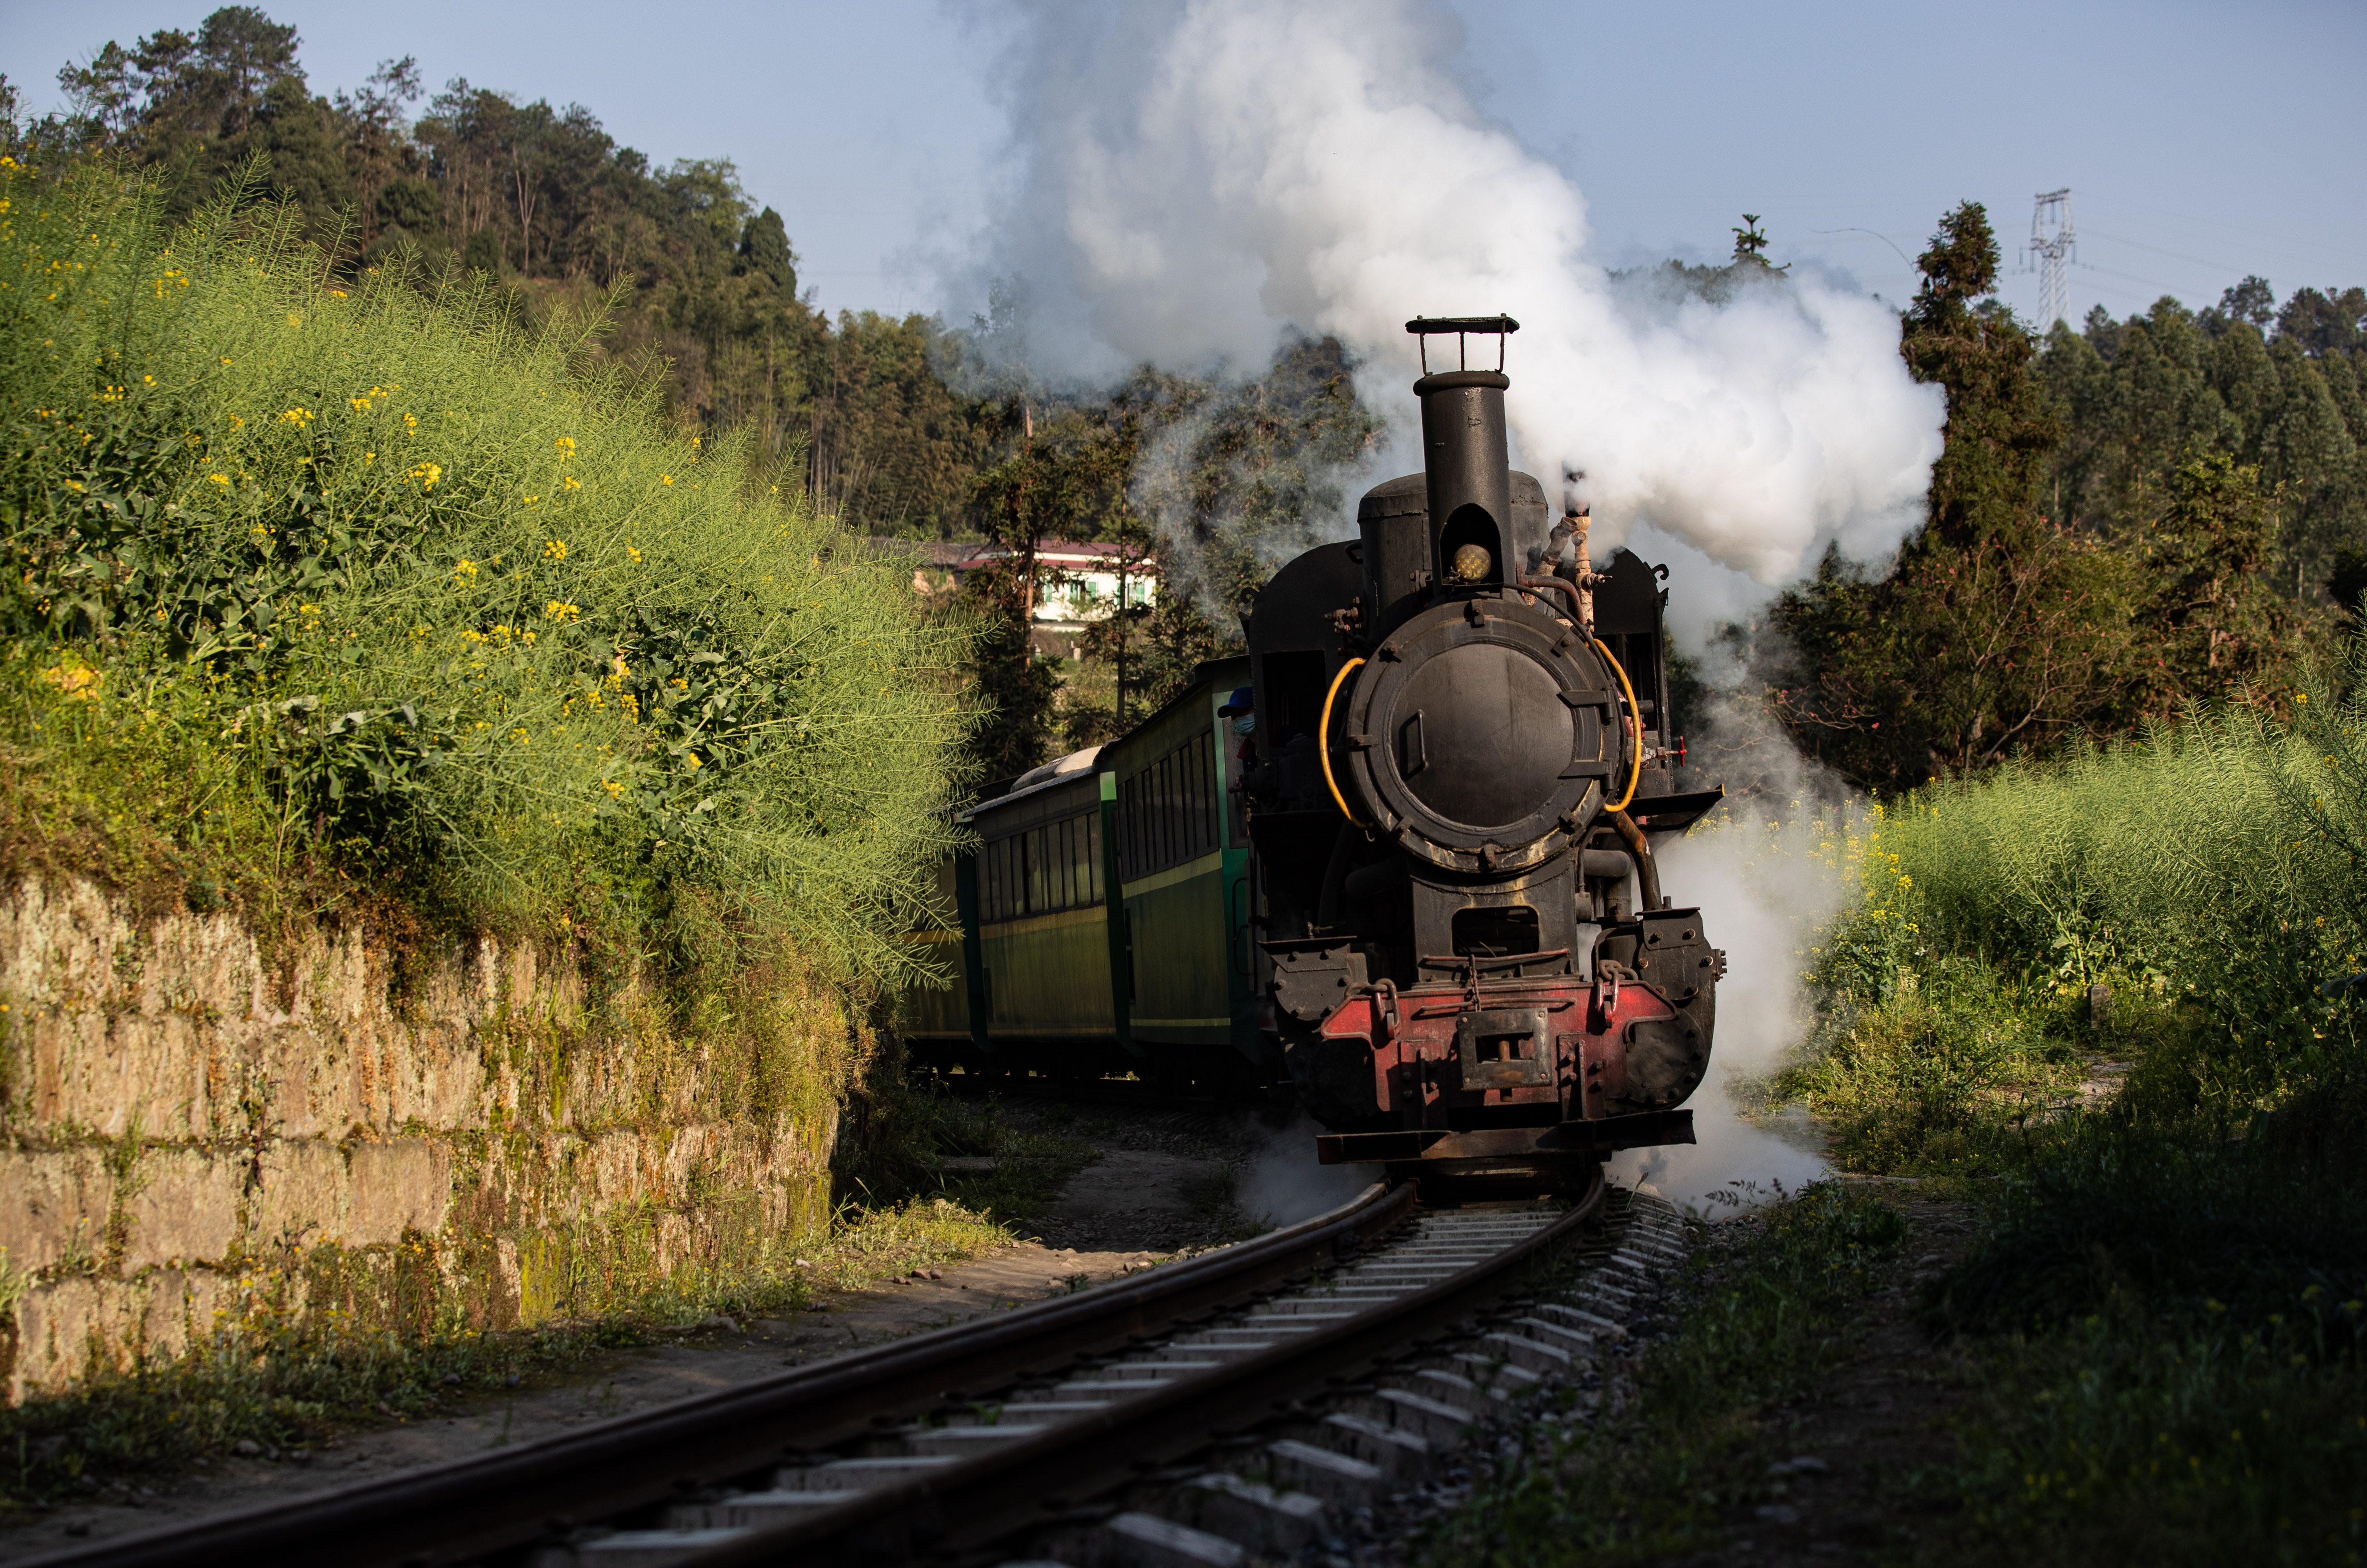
xmin=33 ymin=1177 xmax=1688 ymax=1568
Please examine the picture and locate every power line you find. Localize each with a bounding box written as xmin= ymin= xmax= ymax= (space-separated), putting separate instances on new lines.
xmin=2079 ymin=228 xmax=2247 ymax=276
xmin=1810 ymin=227 xmax=1916 ymax=271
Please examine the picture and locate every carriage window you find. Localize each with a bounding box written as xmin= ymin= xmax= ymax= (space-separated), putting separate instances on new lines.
xmin=1159 ymin=753 xmax=1178 ymax=865
xmin=1193 ymin=732 xmax=1214 ymax=854
xmin=1116 ymin=729 xmax=1223 ymax=883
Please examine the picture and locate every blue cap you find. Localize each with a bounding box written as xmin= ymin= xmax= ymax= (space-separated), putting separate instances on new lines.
xmin=1218 ymin=686 xmax=1255 ymax=714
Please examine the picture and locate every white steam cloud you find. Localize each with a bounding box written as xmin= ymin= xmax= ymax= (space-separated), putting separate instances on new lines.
xmin=1608 ymin=798 xmax=1862 ymax=1213
xmin=964 ymin=0 xmax=1944 ymax=585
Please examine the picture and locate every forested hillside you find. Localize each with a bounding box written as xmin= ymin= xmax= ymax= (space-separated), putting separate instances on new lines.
xmin=1758 ymin=206 xmax=2363 ymax=792
xmin=8 ymin=7 xmax=989 ymax=541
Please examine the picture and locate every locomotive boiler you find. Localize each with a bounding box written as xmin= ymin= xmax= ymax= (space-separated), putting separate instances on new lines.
xmin=1242 ymin=315 xmax=1727 ymax=1186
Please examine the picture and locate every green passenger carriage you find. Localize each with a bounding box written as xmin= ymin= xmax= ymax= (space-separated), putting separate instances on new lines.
xmin=902 ymin=655 xmax=1278 ymax=1095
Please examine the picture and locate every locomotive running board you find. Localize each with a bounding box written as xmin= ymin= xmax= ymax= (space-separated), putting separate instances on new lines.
xmin=1315 ymin=1109 xmax=1694 ymax=1164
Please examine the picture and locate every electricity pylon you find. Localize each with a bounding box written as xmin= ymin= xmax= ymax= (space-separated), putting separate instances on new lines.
xmin=2027 ymin=189 xmax=2076 ymax=331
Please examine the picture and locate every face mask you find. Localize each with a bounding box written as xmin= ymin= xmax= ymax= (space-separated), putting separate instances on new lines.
xmin=1232 ymin=714 xmax=1256 ymax=736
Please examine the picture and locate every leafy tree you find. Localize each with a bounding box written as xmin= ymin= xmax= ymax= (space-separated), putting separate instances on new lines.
xmin=2217 ymin=274 xmax=2277 ymax=329
xmin=1729 ymin=213 xmax=1787 ymax=274
xmin=956 ymin=400 xmax=1140 ymax=779
xmin=55 ymin=43 xmax=139 ymax=147
xmin=2122 ymin=451 xmax=2302 ymax=713
xmin=1763 ymin=207 xmax=2339 ymax=790
xmin=1766 ymin=203 xmax=2132 ymax=787
xmin=737 ymin=207 xmax=796 ymax=295
xmin=2041 ymin=280 xmax=2363 ymax=603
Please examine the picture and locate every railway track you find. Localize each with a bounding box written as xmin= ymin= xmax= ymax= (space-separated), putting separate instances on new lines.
xmin=35 ymin=1178 xmax=1687 ymax=1568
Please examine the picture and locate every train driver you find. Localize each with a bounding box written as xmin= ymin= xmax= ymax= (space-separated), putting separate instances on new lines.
xmin=1218 ymin=686 xmax=1256 ymax=776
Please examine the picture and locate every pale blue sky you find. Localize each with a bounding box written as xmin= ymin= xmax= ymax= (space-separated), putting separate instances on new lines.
xmin=5 ymin=0 xmax=2362 ymax=327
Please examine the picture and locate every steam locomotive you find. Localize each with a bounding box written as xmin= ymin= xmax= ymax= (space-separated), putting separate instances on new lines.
xmin=903 ymin=315 xmax=1723 ymax=1189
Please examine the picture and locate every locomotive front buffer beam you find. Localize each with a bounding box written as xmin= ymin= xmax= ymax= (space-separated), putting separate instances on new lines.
xmin=1303 ymin=949 xmax=1710 ymax=1167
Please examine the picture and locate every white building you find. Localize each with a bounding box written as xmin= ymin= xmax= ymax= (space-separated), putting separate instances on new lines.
xmin=898 ymin=540 xmax=1159 ymax=655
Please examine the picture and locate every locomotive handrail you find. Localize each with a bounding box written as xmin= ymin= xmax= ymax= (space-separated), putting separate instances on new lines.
xmin=1418 ymin=947 xmax=1572 ymax=973
xmin=1319 ymin=656 xmax=1366 ymax=826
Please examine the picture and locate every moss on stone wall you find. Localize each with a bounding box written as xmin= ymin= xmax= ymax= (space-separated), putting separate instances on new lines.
xmin=0 ymin=875 xmax=856 ymax=1402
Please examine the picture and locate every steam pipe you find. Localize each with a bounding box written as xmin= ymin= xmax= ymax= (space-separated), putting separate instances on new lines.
xmin=1518 ymin=576 xmax=1583 ymax=618
xmin=1608 ymin=809 xmax=1662 ymax=913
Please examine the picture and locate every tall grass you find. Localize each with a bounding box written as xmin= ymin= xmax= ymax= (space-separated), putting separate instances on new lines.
xmin=0 ymin=155 xmax=968 ymax=980
xmin=1780 ymin=634 xmax=2367 ymax=1167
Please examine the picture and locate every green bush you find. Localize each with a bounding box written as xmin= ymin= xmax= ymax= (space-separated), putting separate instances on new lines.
xmin=0 ymin=155 xmax=967 ymax=981
xmin=1854 ymin=646 xmax=2366 ymax=1105
xmin=1776 ymin=637 xmax=2367 ymax=1168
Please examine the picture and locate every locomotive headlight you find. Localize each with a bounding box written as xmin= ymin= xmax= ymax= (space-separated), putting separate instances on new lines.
xmin=1448 ymin=543 xmax=1492 ymax=583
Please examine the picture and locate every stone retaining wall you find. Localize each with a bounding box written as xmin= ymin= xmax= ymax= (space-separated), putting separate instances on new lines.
xmin=0 ymin=877 xmax=847 ymax=1402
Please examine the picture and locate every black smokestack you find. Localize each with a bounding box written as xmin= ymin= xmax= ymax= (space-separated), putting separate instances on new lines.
xmin=1407 ymin=315 xmax=1518 ymax=589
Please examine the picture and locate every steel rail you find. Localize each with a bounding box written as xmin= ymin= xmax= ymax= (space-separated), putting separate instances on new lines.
xmin=682 ymin=1173 xmax=1607 ymax=1568
xmin=31 ymin=1184 xmax=1414 ymax=1568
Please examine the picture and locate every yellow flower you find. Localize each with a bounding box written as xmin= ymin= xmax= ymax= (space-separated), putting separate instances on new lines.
xmin=407 ymin=462 xmax=442 ymax=490
xmin=554 ymin=436 xmax=576 ymax=458
xmin=455 ymin=560 xmax=478 ymax=580
xmin=628 ymin=545 xmax=643 ymax=564
xmin=39 ymin=663 xmax=101 ymax=701
xmin=562 ymin=475 xmax=580 ymax=491
xmin=351 ymin=396 xmax=372 ymax=412
xmin=207 ymin=473 xmax=229 ymax=486
xmin=544 ymin=539 xmax=568 ymax=561
xmin=660 ymin=475 xmax=673 ymax=486
xmin=544 ymin=600 xmax=580 ymax=622
xmin=280 ymin=407 xmax=312 ymax=426
xmin=329 ymin=289 xmax=347 ymax=298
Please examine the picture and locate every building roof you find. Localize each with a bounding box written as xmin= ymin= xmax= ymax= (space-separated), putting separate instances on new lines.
xmin=876 ymin=538 xmax=1158 ymax=574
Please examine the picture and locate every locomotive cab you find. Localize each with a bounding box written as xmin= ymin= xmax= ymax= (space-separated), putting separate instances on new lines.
xmin=1245 ymin=315 xmax=1727 ymax=1187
